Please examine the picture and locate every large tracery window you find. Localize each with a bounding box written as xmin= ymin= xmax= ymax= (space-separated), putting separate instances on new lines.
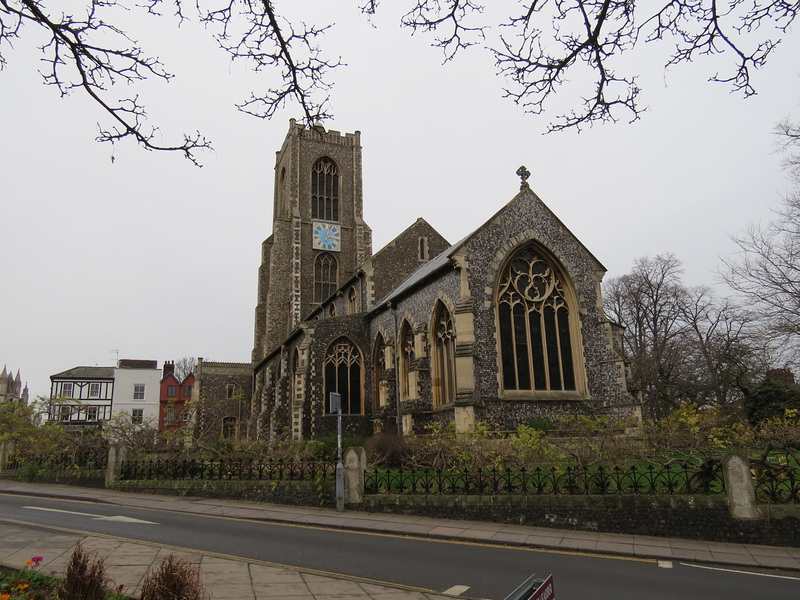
xmin=432 ymin=303 xmax=456 ymax=407
xmin=325 ymin=338 xmax=363 ymax=414
xmin=311 ymin=157 xmax=339 ymax=221
xmin=497 ymin=244 xmax=576 ymax=392
xmin=314 ymin=253 xmax=338 ymax=302
xmin=399 ymin=321 xmax=414 ymax=400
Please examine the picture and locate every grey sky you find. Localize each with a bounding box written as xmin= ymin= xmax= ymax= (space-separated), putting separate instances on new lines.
xmin=1 ymin=3 xmax=799 ymax=400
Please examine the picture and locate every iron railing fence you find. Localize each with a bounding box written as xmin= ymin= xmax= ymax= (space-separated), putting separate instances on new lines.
xmin=119 ymin=458 xmax=337 ymax=482
xmin=6 ymin=448 xmax=109 ymax=471
xmin=753 ymin=449 xmax=800 ymax=504
xmin=364 ymin=463 xmax=726 ymax=496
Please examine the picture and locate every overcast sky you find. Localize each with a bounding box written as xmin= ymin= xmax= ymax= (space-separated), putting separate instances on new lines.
xmin=1 ymin=3 xmax=799 ymax=400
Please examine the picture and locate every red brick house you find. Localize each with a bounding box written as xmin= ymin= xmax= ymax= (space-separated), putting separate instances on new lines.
xmin=159 ymin=361 xmax=194 ymax=441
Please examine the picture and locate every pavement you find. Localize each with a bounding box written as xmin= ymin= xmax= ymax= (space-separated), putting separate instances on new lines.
xmin=1 ymin=481 xmax=799 ymax=599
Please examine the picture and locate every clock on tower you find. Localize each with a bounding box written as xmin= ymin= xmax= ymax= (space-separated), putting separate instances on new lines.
xmin=312 ymin=221 xmax=342 ymax=252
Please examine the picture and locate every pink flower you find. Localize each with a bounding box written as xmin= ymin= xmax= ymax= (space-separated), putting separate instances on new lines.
xmin=31 ymin=556 xmax=43 ymax=566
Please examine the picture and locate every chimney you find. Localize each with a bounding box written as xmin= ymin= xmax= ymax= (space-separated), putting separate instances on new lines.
xmin=163 ymin=360 xmax=175 ymax=378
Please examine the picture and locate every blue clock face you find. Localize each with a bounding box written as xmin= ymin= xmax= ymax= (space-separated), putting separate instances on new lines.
xmin=312 ymin=222 xmax=341 ymax=252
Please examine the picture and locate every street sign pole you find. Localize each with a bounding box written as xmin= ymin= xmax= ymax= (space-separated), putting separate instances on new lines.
xmin=330 ymin=392 xmax=344 ymax=511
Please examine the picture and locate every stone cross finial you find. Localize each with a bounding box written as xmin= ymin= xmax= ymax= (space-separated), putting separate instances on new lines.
xmin=516 ymin=165 xmax=531 ymax=189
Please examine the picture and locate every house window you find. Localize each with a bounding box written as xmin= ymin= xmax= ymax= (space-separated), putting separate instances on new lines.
xmin=324 ymin=338 xmax=362 ymax=414
xmin=183 ymin=385 xmax=192 ymax=397
xmin=497 ymin=244 xmax=577 ymax=392
xmin=348 ymin=287 xmax=357 ymax=314
xmin=167 ymin=385 xmax=177 ymax=397
xmin=432 ymin=302 xmax=456 ymax=407
xmin=132 ymin=409 xmax=144 ymax=424
xmin=314 ymin=253 xmax=338 ymax=302
xmin=165 ymin=405 xmax=175 ymax=423
xmin=226 ymin=383 xmax=238 ymax=399
xmin=60 ymin=405 xmax=72 ymax=421
xmin=133 ymin=384 xmax=146 ymax=400
xmin=399 ymin=321 xmax=414 ymax=400
xmin=311 ymin=157 xmax=339 ymax=221
xmin=419 ymin=237 xmax=428 ymax=261
xmin=89 ymin=383 xmax=100 ymax=398
xmin=61 ymin=383 xmax=73 ymax=398
xmin=86 ymin=406 xmax=99 ymax=421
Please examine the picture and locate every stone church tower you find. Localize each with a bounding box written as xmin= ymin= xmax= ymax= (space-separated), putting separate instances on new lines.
xmin=253 ymin=120 xmax=372 ymax=362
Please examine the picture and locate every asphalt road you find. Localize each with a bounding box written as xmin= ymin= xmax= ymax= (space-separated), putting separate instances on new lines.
xmin=1 ymin=493 xmax=798 ymax=600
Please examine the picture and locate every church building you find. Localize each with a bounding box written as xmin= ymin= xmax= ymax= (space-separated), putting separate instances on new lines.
xmin=230 ymin=120 xmax=641 ymax=444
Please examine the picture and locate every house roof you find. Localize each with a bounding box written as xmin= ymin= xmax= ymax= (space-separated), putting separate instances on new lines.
xmin=50 ymin=366 xmax=115 ymax=380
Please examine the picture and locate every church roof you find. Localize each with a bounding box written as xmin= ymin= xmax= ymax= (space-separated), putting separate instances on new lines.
xmin=50 ymin=366 xmax=115 ymax=380
xmin=371 ymin=236 xmax=466 ymax=310
xmin=371 ymin=183 xmax=606 ymax=310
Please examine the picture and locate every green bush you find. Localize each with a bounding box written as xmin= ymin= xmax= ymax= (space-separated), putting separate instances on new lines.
xmin=745 ymin=379 xmax=800 ymax=424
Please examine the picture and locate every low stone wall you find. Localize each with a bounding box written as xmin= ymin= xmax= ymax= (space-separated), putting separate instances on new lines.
xmin=356 ymin=493 xmax=800 ymax=546
xmin=3 ymin=443 xmax=798 ymax=547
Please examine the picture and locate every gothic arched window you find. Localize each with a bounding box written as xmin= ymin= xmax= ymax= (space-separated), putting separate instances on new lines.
xmin=314 ymin=253 xmax=338 ymax=302
xmin=399 ymin=320 xmax=414 ymax=400
xmin=497 ymin=244 xmax=577 ymax=392
xmin=432 ymin=303 xmax=456 ymax=407
xmin=373 ymin=334 xmax=387 ymax=409
xmin=348 ymin=287 xmax=358 ymax=314
xmin=222 ymin=416 xmax=237 ymax=439
xmin=292 ymin=349 xmax=302 ymax=407
xmin=324 ymin=338 xmax=363 ymax=414
xmin=311 ymin=157 xmax=339 ymax=221
xmin=276 ymin=166 xmax=287 ymax=218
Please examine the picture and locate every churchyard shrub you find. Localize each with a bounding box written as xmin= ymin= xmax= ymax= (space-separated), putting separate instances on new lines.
xmin=139 ymin=555 xmax=207 ymax=600
xmin=645 ymin=404 xmax=754 ymax=458
xmin=57 ymin=543 xmax=111 ymax=600
xmin=363 ymin=433 xmax=409 ymax=468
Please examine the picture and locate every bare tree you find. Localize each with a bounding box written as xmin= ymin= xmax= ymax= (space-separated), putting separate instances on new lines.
xmin=604 ymin=254 xmax=690 ymax=420
xmin=722 ymin=124 xmax=800 ymax=348
xmin=605 ymin=254 xmax=764 ymax=419
xmin=2 ymin=1 xmax=796 ymax=162
xmin=776 ymin=118 xmax=800 ymax=183
xmin=680 ymin=287 xmax=765 ymax=408
xmin=173 ymin=356 xmax=196 ymax=381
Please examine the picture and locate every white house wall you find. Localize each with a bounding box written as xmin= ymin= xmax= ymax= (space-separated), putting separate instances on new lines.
xmin=112 ymin=366 xmax=161 ymax=424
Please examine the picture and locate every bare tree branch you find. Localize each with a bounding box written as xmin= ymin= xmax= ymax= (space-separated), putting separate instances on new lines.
xmin=399 ymin=0 xmax=486 ymax=61
xmin=1 ymin=0 xmax=211 ymax=164
xmin=201 ymin=0 xmax=341 ymax=125
xmin=2 ymin=0 xmax=796 ymax=160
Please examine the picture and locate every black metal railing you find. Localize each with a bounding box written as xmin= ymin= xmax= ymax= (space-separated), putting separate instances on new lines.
xmin=753 ymin=450 xmax=800 ymax=504
xmin=364 ymin=462 xmax=726 ymax=496
xmin=119 ymin=458 xmax=336 ymax=482
xmin=6 ymin=448 xmax=109 ymax=471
